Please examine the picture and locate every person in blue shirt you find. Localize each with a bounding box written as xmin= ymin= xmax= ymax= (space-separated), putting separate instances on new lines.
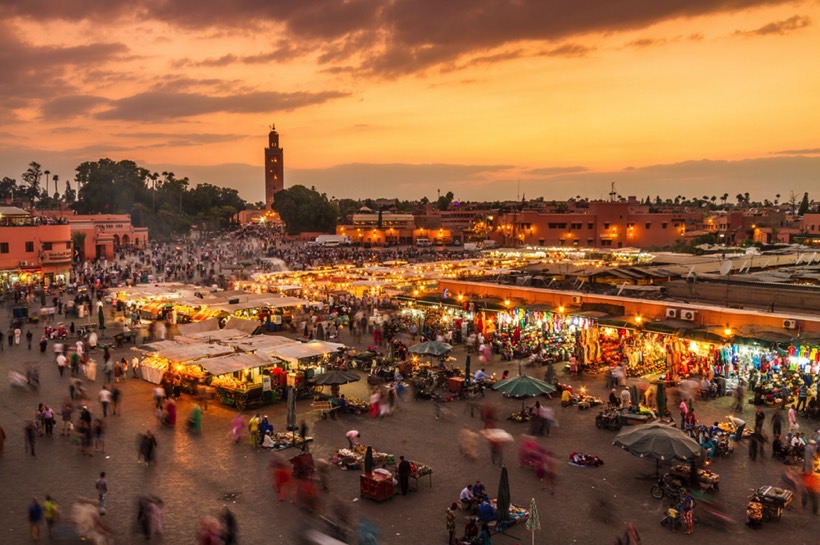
xmin=474 ymin=369 xmax=491 ymax=382
xmin=28 ymin=497 xmax=44 ymax=544
xmin=473 ymin=480 xmax=487 ymax=501
xmin=477 ymin=499 xmax=496 ymax=523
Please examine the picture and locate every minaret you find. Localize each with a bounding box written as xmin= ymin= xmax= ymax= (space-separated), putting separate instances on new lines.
xmin=264 ymin=124 xmax=284 ymax=209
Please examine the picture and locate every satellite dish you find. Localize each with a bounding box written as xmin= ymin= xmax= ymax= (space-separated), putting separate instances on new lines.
xmin=719 ymin=260 xmax=732 ymax=276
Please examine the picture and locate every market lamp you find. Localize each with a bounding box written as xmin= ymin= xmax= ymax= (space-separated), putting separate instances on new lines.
xmin=635 ymin=315 xmax=642 ymax=324
xmin=504 ymin=299 xmax=511 ymax=307
xmin=723 ymin=326 xmax=733 ymax=337
xmin=558 ymin=306 xmax=565 ymax=313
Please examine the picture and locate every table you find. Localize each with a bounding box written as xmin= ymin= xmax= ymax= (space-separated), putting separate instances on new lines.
xmin=360 ymin=472 xmax=394 ymax=502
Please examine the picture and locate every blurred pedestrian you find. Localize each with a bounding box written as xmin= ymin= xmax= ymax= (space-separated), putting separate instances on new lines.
xmin=139 ymin=431 xmax=157 ymax=465
xmin=95 ymin=472 xmax=108 ymax=514
xmin=231 ymin=414 xmax=244 ymax=444
xmin=26 ymin=329 xmax=33 ymax=349
xmin=0 ymin=424 xmax=5 ymax=456
xmin=221 ymin=507 xmax=238 ymax=545
xmin=98 ymin=386 xmax=112 ymax=418
xmin=43 ymin=495 xmax=59 ymax=538
xmin=446 ymin=502 xmax=458 ymax=544
xmin=299 ymin=420 xmax=309 ymax=452
xmin=24 ymin=421 xmax=36 ymax=456
xmin=28 ymin=497 xmax=44 ymax=544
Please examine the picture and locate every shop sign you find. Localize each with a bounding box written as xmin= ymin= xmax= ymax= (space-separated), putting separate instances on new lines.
xmin=262 ymin=376 xmax=272 ymax=392
xmin=41 ymin=249 xmax=72 ymax=263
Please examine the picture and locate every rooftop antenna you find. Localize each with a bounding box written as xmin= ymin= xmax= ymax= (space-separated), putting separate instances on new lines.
xmin=609 ymin=182 xmax=617 ymax=202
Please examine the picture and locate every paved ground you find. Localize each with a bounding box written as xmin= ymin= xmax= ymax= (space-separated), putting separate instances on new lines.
xmin=1 ymin=312 xmax=818 ymax=545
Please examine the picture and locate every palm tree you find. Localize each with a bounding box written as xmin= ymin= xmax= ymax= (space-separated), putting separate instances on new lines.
xmin=775 ymin=193 xmax=781 ymax=205
xmin=43 ymin=170 xmax=50 ymax=198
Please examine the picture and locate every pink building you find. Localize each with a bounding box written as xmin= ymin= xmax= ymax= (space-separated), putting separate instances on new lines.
xmin=0 ymin=207 xmax=72 ymax=287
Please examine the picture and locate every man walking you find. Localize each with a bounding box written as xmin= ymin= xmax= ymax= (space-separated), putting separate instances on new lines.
xmin=99 ymin=386 xmax=112 ymax=418
xmin=95 ymin=472 xmax=108 ymax=514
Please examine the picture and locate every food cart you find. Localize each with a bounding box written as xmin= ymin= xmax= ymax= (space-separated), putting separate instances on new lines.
xmin=196 ymin=353 xmax=277 ymax=410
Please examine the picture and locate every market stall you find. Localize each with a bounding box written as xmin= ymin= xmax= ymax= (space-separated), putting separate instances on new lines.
xmin=136 ymin=341 xmax=235 ymax=384
xmin=195 ymin=353 xmax=279 ymax=409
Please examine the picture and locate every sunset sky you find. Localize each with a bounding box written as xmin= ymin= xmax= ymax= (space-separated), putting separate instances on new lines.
xmin=1 ymin=0 xmax=818 ymax=204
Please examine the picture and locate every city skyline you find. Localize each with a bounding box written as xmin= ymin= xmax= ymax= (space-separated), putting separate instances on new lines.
xmin=1 ymin=1 xmax=818 ymax=204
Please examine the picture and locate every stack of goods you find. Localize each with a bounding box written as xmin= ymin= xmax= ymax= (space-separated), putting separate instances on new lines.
xmin=345 ymin=397 xmax=369 ymax=414
xmin=408 ymin=461 xmax=432 ymax=478
xmin=488 ymin=500 xmax=529 ymax=524
xmin=330 ymin=445 xmax=394 ymax=470
xmin=507 ymin=410 xmax=531 ymax=423
xmin=568 ymin=452 xmax=604 ymax=467
xmin=670 ymin=464 xmax=720 ymax=487
xmin=272 ymin=431 xmax=311 ymax=449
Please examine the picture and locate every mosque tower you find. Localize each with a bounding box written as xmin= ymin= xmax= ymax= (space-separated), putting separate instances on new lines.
xmin=264 ymin=124 xmax=284 ymax=209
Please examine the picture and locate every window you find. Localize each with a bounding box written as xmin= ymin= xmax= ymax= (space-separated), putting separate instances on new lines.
xmin=25 ymin=241 xmax=34 ymax=252
xmin=627 ymin=223 xmax=635 ymax=228
xmin=573 ymin=239 xmax=579 ymax=246
xmin=587 ymin=239 xmax=594 ymax=246
xmin=547 ymin=223 xmax=567 ymax=229
xmin=600 ymin=239 xmax=612 ymax=247
xmin=0 ymin=242 xmax=8 ymax=254
xmin=645 ymin=223 xmax=651 ymax=229
xmin=66 ymin=242 xmax=71 ymax=249
xmin=661 ymin=223 xmax=668 ymax=229
xmin=43 ymin=242 xmax=53 ymax=250
xmin=559 ymin=239 xmax=566 ymax=246
xmin=587 ymin=223 xmax=594 ymax=230
xmin=570 ymin=223 xmax=582 ymax=230
xmin=603 ymin=223 xmax=610 ymax=229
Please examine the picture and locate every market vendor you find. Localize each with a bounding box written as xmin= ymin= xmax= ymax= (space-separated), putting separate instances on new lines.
xmin=474 ymin=369 xmax=491 ymax=382
xmin=459 ymin=484 xmax=478 ymax=509
xmin=729 ymin=416 xmax=746 ymax=442
xmin=477 ymin=498 xmax=496 ymax=523
xmin=473 ymin=480 xmax=487 ymax=501
xmin=346 ymin=430 xmax=361 ymax=449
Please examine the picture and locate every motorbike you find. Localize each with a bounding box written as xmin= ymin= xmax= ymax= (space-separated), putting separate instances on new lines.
xmin=595 ymin=408 xmax=623 ymax=431
xmin=651 ymin=473 xmax=685 ymax=501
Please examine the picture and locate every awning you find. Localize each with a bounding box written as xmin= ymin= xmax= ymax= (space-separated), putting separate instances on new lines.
xmin=183 ymin=328 xmax=249 ymax=342
xmin=196 ymin=353 xmax=269 ymax=376
xmin=680 ymin=329 xmax=727 ymax=344
xmin=224 ymin=316 xmax=261 ymax=335
xmin=158 ymin=343 xmax=235 ymax=363
xmin=643 ymin=320 xmax=696 ymax=335
xmin=229 ymin=335 xmax=299 ymax=354
xmin=177 ymin=318 xmax=220 ymax=335
xmin=597 ymin=315 xmax=640 ymax=329
xmin=271 ymin=340 xmax=345 ymax=363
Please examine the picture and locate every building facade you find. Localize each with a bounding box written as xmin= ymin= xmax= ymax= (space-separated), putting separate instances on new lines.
xmin=264 ymin=125 xmax=285 ymax=209
xmin=490 ymin=202 xmax=699 ymax=249
xmin=0 ymin=208 xmax=72 ymax=287
xmin=65 ymin=214 xmax=148 ymax=261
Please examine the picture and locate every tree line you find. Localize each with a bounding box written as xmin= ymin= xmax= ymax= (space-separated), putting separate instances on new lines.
xmin=2 ymin=160 xmax=247 ymax=240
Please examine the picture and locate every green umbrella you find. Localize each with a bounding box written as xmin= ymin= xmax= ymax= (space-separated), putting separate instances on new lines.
xmin=614 ymin=423 xmax=702 ymax=462
xmin=98 ymin=304 xmax=105 ymax=331
xmin=525 ymin=497 xmax=540 ymax=545
xmin=408 ymin=341 xmax=453 ymax=356
xmin=497 ymin=466 xmax=510 ymax=523
xmin=493 ymin=375 xmax=557 ymax=411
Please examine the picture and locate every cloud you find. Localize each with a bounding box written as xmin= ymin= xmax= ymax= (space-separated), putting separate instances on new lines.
xmin=771 ymin=147 xmax=820 ymax=155
xmin=0 ymin=26 xmax=128 ymax=103
xmin=624 ymin=38 xmax=666 ymax=48
xmin=113 ymin=132 xmax=251 ymax=146
xmin=736 ymin=14 xmax=811 ymax=36
xmin=95 ymin=90 xmax=350 ymax=120
xmin=41 ymin=95 xmax=110 ymax=119
xmin=526 ymin=166 xmax=589 ymax=176
xmin=2 ymin=1 xmax=796 ymax=77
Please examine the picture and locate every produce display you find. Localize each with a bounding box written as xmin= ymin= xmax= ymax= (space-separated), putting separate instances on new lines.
xmin=331 ymin=445 xmax=395 ymax=469
xmin=670 ymin=464 xmax=720 ymax=485
xmin=568 ymin=452 xmax=604 ymax=467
